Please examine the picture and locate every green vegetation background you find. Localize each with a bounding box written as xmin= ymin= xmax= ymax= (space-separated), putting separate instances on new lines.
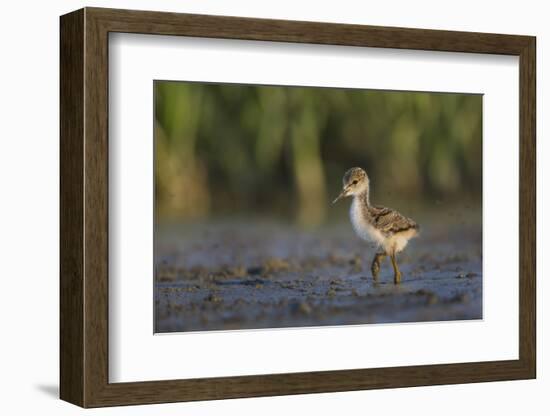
xmin=155 ymin=81 xmax=482 ymax=226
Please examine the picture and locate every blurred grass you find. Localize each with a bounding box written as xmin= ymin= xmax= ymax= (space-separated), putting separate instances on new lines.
xmin=155 ymin=81 xmax=482 ymax=226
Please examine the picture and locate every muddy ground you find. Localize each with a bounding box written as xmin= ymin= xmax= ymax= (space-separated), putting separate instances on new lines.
xmin=155 ymin=217 xmax=482 ymax=333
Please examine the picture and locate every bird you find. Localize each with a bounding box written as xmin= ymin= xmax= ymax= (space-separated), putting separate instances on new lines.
xmin=332 ymin=167 xmax=419 ymax=284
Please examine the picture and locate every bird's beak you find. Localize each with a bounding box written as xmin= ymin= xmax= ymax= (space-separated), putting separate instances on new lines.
xmin=332 ymin=189 xmax=348 ymax=204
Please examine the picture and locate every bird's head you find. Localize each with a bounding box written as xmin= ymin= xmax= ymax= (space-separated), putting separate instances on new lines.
xmin=332 ymin=167 xmax=369 ymax=204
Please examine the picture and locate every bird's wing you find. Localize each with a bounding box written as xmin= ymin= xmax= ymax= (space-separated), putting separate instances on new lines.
xmin=372 ymin=206 xmax=418 ymax=235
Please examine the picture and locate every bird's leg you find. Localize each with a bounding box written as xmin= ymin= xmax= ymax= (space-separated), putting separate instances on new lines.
xmin=390 ymin=251 xmax=402 ymax=284
xmin=371 ymin=252 xmax=386 ymax=281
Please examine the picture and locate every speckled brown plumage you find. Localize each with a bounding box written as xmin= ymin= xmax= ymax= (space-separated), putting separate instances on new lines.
xmin=367 ymin=204 xmax=419 ymax=236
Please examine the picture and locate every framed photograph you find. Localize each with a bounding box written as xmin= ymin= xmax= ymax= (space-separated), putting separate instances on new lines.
xmin=60 ymin=7 xmax=536 ymax=408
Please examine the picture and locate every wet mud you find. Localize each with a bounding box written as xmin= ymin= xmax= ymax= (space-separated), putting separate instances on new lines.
xmin=155 ymin=219 xmax=482 ymax=333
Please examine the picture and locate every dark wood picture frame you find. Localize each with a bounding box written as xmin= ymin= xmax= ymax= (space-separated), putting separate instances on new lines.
xmin=60 ymin=7 xmax=536 ymax=408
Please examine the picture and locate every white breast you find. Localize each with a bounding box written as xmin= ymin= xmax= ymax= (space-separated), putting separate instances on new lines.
xmin=349 ymin=198 xmax=386 ymax=247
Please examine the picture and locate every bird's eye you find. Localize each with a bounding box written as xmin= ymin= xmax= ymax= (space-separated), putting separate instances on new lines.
xmin=352 ymin=180 xmax=358 ymax=185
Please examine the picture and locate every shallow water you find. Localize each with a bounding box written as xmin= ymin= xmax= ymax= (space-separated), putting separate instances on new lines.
xmin=154 ymin=218 xmax=482 ymax=333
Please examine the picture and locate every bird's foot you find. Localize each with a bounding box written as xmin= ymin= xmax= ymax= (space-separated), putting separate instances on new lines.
xmin=393 ymin=271 xmax=402 ymax=285
xmin=371 ymin=263 xmax=380 ymax=281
